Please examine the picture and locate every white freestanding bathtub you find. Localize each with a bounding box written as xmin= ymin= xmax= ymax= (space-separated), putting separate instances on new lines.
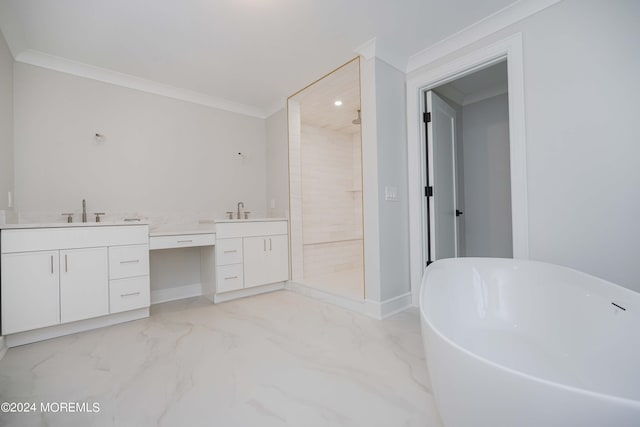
xmin=420 ymin=258 xmax=640 ymax=427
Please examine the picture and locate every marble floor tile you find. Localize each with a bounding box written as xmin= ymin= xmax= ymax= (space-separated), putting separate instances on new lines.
xmin=303 ymin=269 xmax=364 ymax=301
xmin=0 ymin=291 xmax=442 ymax=427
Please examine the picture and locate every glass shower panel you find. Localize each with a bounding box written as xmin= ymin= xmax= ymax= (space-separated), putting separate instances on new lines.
xmin=288 ymin=58 xmax=364 ymax=300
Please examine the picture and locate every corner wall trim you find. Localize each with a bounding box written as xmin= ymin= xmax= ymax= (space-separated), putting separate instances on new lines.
xmin=406 ymin=0 xmax=562 ymax=72
xmin=15 ymin=50 xmax=267 ymax=118
xmin=0 ymin=337 xmax=7 ymax=361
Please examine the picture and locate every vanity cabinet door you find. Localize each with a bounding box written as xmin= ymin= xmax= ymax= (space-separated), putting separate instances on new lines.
xmin=243 ymin=236 xmax=271 ymax=288
xmin=267 ymin=235 xmax=289 ymax=283
xmin=59 ymin=247 xmax=109 ymax=323
xmin=1 ymin=251 xmax=60 ymax=334
xmin=243 ymin=235 xmax=289 ymax=288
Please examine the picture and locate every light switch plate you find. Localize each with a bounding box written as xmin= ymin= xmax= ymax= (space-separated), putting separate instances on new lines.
xmin=384 ymin=186 xmax=398 ymax=201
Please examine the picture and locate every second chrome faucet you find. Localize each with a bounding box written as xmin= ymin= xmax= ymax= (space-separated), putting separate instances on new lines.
xmin=227 ymin=202 xmax=250 ymax=220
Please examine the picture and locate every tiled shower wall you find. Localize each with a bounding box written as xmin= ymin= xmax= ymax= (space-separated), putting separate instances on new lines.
xmin=300 ymin=125 xmax=363 ymax=279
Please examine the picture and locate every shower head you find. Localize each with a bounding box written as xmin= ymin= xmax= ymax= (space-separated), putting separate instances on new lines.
xmin=352 ymin=109 xmax=361 ymax=125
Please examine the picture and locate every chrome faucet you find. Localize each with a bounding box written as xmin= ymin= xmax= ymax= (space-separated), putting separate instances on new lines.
xmin=82 ymin=199 xmax=87 ymax=223
xmin=237 ymin=202 xmax=244 ymax=220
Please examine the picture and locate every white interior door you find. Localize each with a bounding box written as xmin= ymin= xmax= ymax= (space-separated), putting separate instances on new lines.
xmin=426 ymin=90 xmax=459 ymax=261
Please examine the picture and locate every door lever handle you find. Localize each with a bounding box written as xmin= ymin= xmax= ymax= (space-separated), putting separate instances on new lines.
xmin=455 ymin=209 xmax=464 ymax=217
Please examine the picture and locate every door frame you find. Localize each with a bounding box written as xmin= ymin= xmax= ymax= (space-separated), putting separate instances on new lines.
xmin=406 ymin=33 xmax=529 ymax=306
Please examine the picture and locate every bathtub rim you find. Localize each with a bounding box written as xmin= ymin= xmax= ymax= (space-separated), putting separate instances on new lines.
xmin=419 ymin=257 xmax=640 ymax=409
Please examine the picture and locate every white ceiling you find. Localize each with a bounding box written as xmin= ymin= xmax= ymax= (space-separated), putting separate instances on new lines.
xmin=0 ymin=0 xmax=519 ymax=117
xmin=448 ymin=61 xmax=508 ymax=96
xmin=436 ymin=61 xmax=508 ymax=106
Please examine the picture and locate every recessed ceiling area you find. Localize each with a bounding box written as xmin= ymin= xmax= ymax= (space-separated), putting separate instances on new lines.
xmin=293 ymin=58 xmax=361 ymax=134
xmin=0 ymin=0 xmax=519 ymax=116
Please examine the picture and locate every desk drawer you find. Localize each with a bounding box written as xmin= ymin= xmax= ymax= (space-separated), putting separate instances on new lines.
xmin=149 ymin=233 xmax=215 ymax=250
xmin=109 ymin=244 xmax=149 ymax=279
xmin=109 ymin=276 xmax=150 ymax=313
xmin=216 ymin=264 xmax=243 ymax=293
xmin=215 ymin=238 xmax=243 ymax=266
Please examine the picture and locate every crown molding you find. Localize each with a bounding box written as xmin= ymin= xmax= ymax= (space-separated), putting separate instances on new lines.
xmin=353 ymin=37 xmax=407 ymax=73
xmin=462 ymin=82 xmax=508 ymax=106
xmin=15 ymin=49 xmax=267 ymax=118
xmin=263 ymin=96 xmax=286 ymax=118
xmin=354 ymin=37 xmax=376 ymax=60
xmin=407 ymin=0 xmax=563 ymax=72
xmin=434 ymin=84 xmax=465 ymax=106
xmin=0 ymin=2 xmax=25 ymax=57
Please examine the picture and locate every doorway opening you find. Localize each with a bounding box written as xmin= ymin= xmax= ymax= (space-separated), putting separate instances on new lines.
xmin=423 ymin=60 xmax=513 ymax=263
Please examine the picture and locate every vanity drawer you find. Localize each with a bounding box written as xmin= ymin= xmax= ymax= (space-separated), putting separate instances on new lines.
xmin=149 ymin=233 xmax=215 ymax=250
xmin=215 ymin=238 xmax=243 ymax=266
xmin=109 ymin=244 xmax=149 ymax=279
xmin=109 ymin=276 xmax=150 ymax=314
xmin=216 ymin=264 xmax=243 ymax=293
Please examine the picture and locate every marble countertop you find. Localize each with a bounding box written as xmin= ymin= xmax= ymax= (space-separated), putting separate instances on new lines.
xmin=215 ymin=217 xmax=288 ymax=223
xmin=0 ymin=221 xmax=151 ymax=230
xmin=1 ymin=218 xmax=287 ymax=234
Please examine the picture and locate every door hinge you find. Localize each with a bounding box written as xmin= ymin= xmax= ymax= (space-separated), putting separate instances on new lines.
xmin=425 ymin=186 xmax=433 ymax=197
xmin=423 ymin=112 xmax=431 ymax=123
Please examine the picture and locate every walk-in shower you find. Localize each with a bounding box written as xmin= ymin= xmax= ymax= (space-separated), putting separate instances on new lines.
xmin=287 ymin=58 xmax=364 ymax=300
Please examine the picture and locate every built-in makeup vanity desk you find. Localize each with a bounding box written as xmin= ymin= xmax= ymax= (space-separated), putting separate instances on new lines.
xmin=149 ymin=223 xmax=216 ymax=250
xmin=148 ymin=223 xmax=217 ymax=304
xmin=148 ymin=219 xmax=289 ymax=304
xmin=0 ymin=219 xmax=289 ymax=347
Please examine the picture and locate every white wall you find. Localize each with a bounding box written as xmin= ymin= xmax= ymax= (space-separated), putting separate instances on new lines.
xmin=266 ymin=108 xmax=289 ymax=218
xmin=374 ymin=59 xmax=411 ymax=301
xmin=0 ymin=30 xmax=13 ymax=211
xmin=13 ymin=63 xmax=267 ymax=220
xmin=409 ymin=0 xmax=640 ymax=292
xmin=13 ymin=62 xmax=269 ymax=294
xmin=462 ymin=93 xmax=512 ymax=257
xmin=0 ymin=28 xmax=13 ymax=355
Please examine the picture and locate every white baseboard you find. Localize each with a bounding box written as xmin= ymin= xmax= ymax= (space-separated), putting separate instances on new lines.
xmin=286 ymin=282 xmax=412 ymax=320
xmin=0 ymin=336 xmax=7 ymax=361
xmin=368 ymin=292 xmax=413 ymax=319
xmin=213 ymin=282 xmax=285 ymax=303
xmin=5 ymin=308 xmax=149 ymax=348
xmin=151 ymin=283 xmax=203 ymax=304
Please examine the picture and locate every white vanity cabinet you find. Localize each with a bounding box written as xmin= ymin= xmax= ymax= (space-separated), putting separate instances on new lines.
xmin=244 ymin=234 xmax=289 ymax=288
xmin=213 ymin=220 xmax=289 ymax=299
xmin=215 ymin=238 xmax=244 ymax=293
xmin=60 ymin=247 xmax=109 ymax=324
xmin=1 ymin=251 xmax=60 ymax=334
xmin=0 ymin=224 xmax=150 ymax=343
